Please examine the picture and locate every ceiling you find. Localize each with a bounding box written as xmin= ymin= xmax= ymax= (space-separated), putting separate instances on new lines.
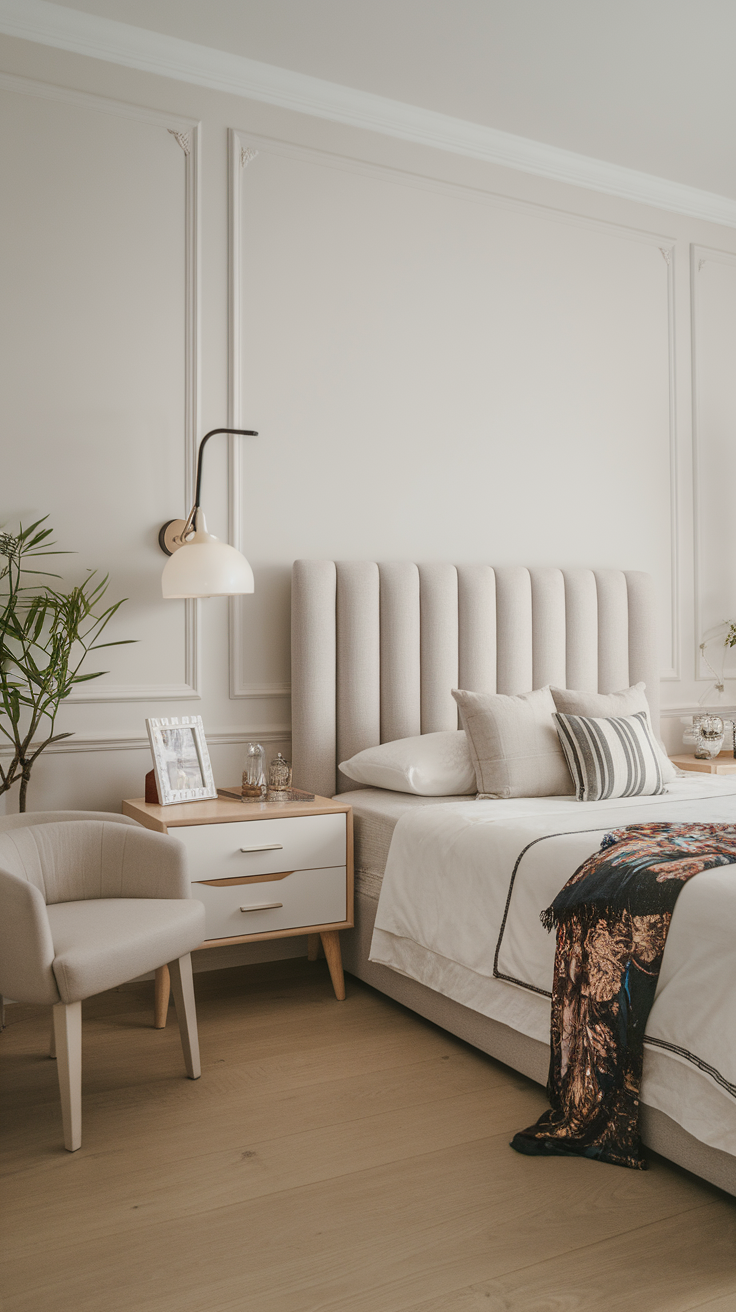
xmin=37 ymin=0 xmax=736 ymax=200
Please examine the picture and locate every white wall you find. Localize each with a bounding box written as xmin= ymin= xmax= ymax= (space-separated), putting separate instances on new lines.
xmin=2 ymin=29 xmax=736 ymax=828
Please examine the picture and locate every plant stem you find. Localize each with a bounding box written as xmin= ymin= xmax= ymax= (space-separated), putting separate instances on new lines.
xmin=18 ymin=768 xmax=30 ymax=813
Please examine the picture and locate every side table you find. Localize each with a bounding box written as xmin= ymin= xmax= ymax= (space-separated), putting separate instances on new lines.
xmin=670 ymin=752 xmax=736 ymax=776
xmin=122 ymin=790 xmax=353 ymax=1025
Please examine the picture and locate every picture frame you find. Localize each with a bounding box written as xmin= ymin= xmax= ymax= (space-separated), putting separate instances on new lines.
xmin=145 ymin=715 xmax=218 ymax=806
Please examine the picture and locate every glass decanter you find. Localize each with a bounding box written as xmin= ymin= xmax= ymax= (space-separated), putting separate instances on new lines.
xmin=242 ymin=741 xmax=266 ymax=800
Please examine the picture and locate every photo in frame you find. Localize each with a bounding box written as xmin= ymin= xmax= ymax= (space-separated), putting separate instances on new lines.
xmin=145 ymin=716 xmax=217 ymax=806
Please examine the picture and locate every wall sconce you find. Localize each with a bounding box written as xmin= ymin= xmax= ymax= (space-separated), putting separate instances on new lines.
xmin=159 ymin=428 xmax=258 ymax=598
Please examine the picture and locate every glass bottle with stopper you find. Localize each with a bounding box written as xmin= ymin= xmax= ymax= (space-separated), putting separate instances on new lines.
xmin=268 ymin=752 xmax=292 ymax=798
xmin=242 ymin=741 xmax=266 ymax=800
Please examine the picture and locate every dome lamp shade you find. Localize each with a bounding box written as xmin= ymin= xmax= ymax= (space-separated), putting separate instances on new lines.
xmin=159 ymin=428 xmax=258 ymax=599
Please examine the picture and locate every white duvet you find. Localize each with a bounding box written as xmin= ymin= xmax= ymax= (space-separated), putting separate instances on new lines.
xmin=370 ymin=775 xmax=736 ymax=1154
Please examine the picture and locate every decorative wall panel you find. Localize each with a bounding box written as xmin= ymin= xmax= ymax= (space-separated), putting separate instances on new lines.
xmin=691 ymin=245 xmax=736 ymax=691
xmin=0 ymin=74 xmax=201 ymax=703
xmin=228 ymin=129 xmax=678 ymax=697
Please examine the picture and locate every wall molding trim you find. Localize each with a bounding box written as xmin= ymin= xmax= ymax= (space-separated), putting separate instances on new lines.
xmin=662 ymin=240 xmax=680 ymax=681
xmin=234 ymin=684 xmax=291 ymax=700
xmin=227 ymin=126 xmax=250 ymax=699
xmin=0 ymin=727 xmax=291 ymax=756
xmin=661 ymin=705 xmax=736 ymax=719
xmin=0 ymin=69 xmax=202 ymax=704
xmin=65 ymin=681 xmax=201 ymax=705
xmin=2 ymin=0 xmax=736 ymax=228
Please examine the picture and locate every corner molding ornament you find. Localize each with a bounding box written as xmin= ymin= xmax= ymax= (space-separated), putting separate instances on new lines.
xmin=168 ymin=128 xmax=191 ymax=155
xmin=659 ymin=247 xmax=672 ymax=265
xmin=240 ymin=146 xmax=258 ymax=168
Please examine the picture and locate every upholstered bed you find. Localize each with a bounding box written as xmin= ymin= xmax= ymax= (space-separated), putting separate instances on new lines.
xmin=291 ymin=561 xmax=736 ymax=1194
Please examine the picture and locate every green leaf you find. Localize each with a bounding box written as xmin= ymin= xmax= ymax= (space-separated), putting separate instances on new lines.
xmin=88 ymin=639 xmax=137 ymax=650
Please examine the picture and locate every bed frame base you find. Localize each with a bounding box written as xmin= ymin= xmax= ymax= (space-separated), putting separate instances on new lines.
xmin=344 ymin=892 xmax=736 ymax=1197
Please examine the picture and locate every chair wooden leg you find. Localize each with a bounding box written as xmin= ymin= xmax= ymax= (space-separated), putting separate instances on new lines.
xmin=154 ymin=964 xmax=171 ymax=1029
xmin=319 ymin=931 xmax=346 ymax=1000
xmin=53 ymin=1000 xmax=82 ymax=1152
xmin=49 ymin=1012 xmax=56 ymax=1059
xmin=168 ymin=954 xmax=201 ymax=1080
xmin=307 ymin=933 xmax=320 ymax=961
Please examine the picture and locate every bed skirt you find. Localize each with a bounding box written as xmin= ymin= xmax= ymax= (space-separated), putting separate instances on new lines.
xmin=342 ymin=889 xmax=736 ymax=1197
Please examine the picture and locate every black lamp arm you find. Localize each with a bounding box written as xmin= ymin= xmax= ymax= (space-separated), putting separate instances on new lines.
xmin=193 ymin=428 xmax=258 ymax=511
xmin=159 ymin=428 xmax=259 ymax=555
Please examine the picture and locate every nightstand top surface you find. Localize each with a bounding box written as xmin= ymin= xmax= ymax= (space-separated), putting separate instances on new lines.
xmin=670 ymin=752 xmax=736 ymax=774
xmin=123 ymin=789 xmax=349 ymax=832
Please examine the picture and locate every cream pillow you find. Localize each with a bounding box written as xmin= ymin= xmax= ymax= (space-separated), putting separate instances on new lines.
xmin=452 ymin=686 xmax=574 ymax=799
xmin=550 ymin=683 xmax=676 ymax=783
xmin=339 ymin=731 xmax=476 ymax=796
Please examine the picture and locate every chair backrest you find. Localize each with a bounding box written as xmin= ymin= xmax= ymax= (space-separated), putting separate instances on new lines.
xmin=0 ymin=820 xmax=154 ymax=905
xmin=0 ymin=810 xmax=139 ymax=833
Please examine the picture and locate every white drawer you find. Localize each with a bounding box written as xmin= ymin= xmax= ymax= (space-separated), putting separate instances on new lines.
xmin=193 ymin=865 xmax=347 ymax=940
xmin=173 ymin=813 xmax=346 ymax=881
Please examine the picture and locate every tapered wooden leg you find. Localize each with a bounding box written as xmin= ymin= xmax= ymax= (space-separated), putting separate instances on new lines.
xmin=307 ymin=934 xmax=320 ymax=961
xmin=53 ymin=1000 xmax=82 ymax=1152
xmin=168 ymin=955 xmax=201 ymax=1079
xmin=154 ymin=964 xmax=170 ymax=1029
xmin=319 ymin=931 xmax=345 ymax=1000
xmin=49 ymin=1012 xmax=56 ymax=1059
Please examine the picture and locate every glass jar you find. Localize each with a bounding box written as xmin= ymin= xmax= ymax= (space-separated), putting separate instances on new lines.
xmin=268 ymin=752 xmax=292 ymax=798
xmin=694 ymin=715 xmax=724 ymax=760
xmin=242 ymin=741 xmax=266 ymax=800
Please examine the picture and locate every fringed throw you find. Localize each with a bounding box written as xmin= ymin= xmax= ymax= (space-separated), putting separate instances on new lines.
xmin=511 ymin=823 xmax=736 ymax=1169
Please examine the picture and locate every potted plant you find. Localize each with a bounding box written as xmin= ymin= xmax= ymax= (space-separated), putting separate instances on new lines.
xmin=0 ymin=518 xmax=132 ymax=811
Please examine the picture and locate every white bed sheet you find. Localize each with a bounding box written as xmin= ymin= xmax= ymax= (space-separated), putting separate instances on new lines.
xmin=370 ymin=775 xmax=736 ymax=1155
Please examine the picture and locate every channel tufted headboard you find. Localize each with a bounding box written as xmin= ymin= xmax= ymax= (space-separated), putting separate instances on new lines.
xmin=291 ymin=562 xmax=660 ymax=798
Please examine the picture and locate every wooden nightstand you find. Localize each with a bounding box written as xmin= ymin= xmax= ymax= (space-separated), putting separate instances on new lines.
xmin=122 ymin=791 xmax=353 ymax=1024
xmin=670 ymin=752 xmax=736 ymax=776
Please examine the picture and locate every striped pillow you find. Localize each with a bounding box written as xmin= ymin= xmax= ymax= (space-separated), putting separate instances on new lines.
xmin=554 ymin=710 xmax=666 ymax=802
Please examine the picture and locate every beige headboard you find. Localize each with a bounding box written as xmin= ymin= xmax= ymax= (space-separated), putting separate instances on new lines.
xmin=291 ymin=562 xmax=660 ymax=798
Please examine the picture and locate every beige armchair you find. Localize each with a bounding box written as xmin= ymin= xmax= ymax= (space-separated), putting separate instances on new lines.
xmin=0 ymin=816 xmax=206 ymax=1152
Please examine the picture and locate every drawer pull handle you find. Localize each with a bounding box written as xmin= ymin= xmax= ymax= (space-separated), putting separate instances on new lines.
xmin=239 ymin=843 xmax=284 ymax=853
xmin=240 ymin=901 xmax=283 ymax=913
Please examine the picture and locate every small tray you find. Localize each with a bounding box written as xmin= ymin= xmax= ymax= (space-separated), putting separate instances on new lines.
xmin=217 ymin=787 xmax=315 ymax=803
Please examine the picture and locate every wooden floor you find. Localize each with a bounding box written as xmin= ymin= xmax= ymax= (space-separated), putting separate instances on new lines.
xmin=2 ymin=959 xmax=736 ymax=1312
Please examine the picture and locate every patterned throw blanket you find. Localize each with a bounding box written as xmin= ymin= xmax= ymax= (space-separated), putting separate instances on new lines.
xmin=511 ymin=823 xmax=736 ymax=1169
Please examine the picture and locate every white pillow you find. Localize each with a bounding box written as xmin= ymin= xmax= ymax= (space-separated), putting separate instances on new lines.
xmin=339 ymin=731 xmax=476 ymax=796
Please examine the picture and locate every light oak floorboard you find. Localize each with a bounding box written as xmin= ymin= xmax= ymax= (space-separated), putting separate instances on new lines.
xmin=691 ymin=1297 xmax=736 ymax=1312
xmin=402 ymin=1204 xmax=736 ymax=1312
xmin=1 ymin=959 xmax=734 ymax=1312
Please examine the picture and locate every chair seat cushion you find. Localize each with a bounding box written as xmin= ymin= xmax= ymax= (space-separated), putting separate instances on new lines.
xmin=47 ymin=898 xmax=206 ymax=1003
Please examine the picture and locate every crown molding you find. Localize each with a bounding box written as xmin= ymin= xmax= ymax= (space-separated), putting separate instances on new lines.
xmin=2 ymin=0 xmax=736 ymax=228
